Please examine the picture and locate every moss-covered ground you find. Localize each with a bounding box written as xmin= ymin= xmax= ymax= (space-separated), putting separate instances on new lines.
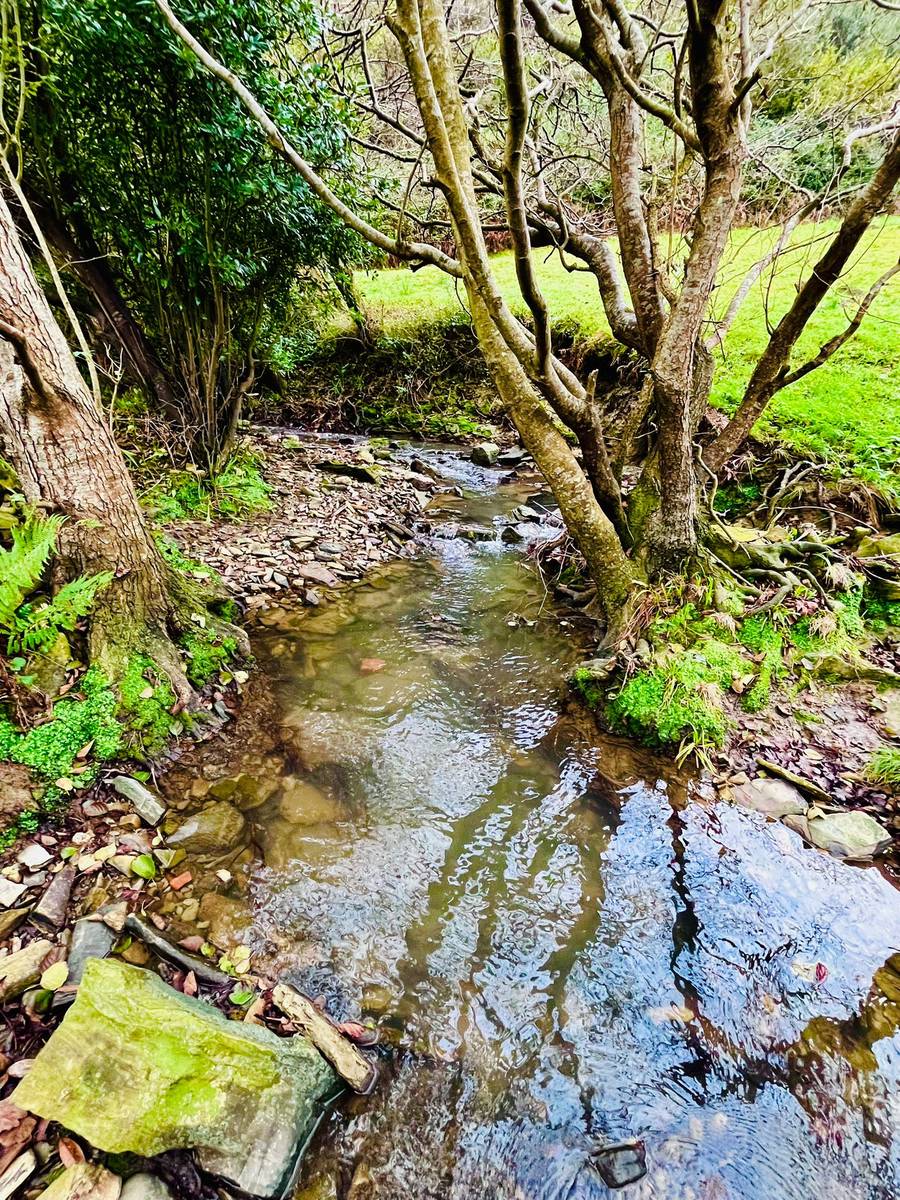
xmin=573 ymin=581 xmax=894 ymax=765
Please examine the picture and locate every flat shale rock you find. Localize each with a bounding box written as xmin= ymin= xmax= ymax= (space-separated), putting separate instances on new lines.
xmin=732 ymin=777 xmax=808 ymax=818
xmin=806 ymin=811 xmax=892 ymax=859
xmin=14 ymin=959 xmax=337 ymax=1199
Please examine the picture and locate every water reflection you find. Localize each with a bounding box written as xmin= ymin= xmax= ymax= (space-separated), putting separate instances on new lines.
xmin=239 ymin=451 xmax=900 ymax=1199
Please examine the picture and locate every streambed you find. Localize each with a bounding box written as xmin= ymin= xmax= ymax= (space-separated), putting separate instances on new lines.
xmin=190 ymin=445 xmax=900 ymax=1199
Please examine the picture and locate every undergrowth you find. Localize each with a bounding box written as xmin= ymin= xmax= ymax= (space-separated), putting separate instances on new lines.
xmin=574 ymin=576 xmax=896 ymax=765
xmin=269 ymin=313 xmax=499 ymax=439
xmin=142 ymin=446 xmax=272 ymax=523
xmin=0 ymin=505 xmax=243 ymax=849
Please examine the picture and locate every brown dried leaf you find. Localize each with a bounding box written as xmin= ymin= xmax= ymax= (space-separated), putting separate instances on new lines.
xmin=0 ymin=1099 xmax=35 ymax=1175
xmin=58 ymin=1136 xmax=86 ymax=1167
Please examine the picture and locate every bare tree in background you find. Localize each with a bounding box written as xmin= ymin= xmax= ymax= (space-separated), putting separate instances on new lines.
xmin=158 ymin=0 xmax=899 ymax=634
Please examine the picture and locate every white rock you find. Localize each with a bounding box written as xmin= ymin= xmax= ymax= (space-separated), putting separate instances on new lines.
xmin=17 ymin=844 xmax=52 ymax=869
xmin=0 ymin=878 xmax=27 ymax=908
xmin=121 ymin=1173 xmax=173 ymax=1200
xmin=733 ymin=777 xmax=808 ymax=818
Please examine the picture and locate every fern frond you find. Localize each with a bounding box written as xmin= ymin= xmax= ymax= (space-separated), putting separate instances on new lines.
xmin=8 ymin=571 xmax=113 ymax=653
xmin=0 ymin=514 xmax=64 ymax=629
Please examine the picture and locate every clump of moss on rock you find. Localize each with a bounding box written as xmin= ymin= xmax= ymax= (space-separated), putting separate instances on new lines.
xmin=571 ymin=575 xmax=898 ymax=764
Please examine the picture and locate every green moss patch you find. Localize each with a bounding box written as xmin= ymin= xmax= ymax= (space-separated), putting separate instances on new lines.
xmin=143 ymin=448 xmax=272 ymax=524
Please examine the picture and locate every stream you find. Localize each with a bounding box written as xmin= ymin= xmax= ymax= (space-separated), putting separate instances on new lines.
xmin=191 ymin=444 xmax=900 ymax=1198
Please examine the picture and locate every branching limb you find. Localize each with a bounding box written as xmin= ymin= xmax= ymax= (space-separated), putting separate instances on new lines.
xmin=153 ymin=0 xmax=463 ymax=278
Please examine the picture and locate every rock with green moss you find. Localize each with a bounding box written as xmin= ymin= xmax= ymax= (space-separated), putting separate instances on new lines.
xmin=856 ymin=533 xmax=900 ymax=559
xmin=806 ymin=811 xmax=891 ymax=859
xmin=13 ymin=959 xmax=337 ymax=1198
xmin=166 ymin=800 xmax=247 ymax=854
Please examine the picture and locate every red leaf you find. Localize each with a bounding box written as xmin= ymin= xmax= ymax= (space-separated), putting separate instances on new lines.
xmin=815 ymin=962 xmax=828 ymax=984
xmin=58 ymin=1136 xmax=85 ymax=1167
xmin=183 ymin=971 xmax=198 ymax=997
xmin=178 ymin=935 xmax=204 ymax=953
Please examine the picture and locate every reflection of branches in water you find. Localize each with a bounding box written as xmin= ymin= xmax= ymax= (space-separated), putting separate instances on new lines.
xmin=392 ymin=755 xmax=565 ymax=1026
xmin=660 ymin=796 xmax=900 ymax=1167
xmin=664 ymin=796 xmax=715 ymax=1098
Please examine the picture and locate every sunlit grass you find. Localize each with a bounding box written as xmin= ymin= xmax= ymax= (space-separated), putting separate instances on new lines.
xmin=352 ymin=217 xmax=900 ymax=494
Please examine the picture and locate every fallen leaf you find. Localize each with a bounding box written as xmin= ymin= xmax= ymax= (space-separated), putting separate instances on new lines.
xmin=75 ymin=740 xmax=94 ymax=760
xmin=815 ymin=962 xmax=829 ymax=984
xmin=7 ymin=1060 xmax=34 ymax=1079
xmin=40 ymin=961 xmax=69 ymax=991
xmin=243 ymin=997 xmax=266 ymax=1025
xmin=58 ymin=1136 xmax=85 ymax=1167
xmin=0 ymin=1101 xmax=27 ymax=1133
xmin=130 ymin=854 xmax=157 ymax=881
xmin=229 ymin=987 xmax=255 ymax=1006
xmin=168 ymin=870 xmax=192 ymax=891
xmin=0 ymin=1099 xmax=35 ymax=1175
xmin=182 ymin=971 xmax=198 ymax=997
xmin=178 ymin=935 xmax=204 ymax=953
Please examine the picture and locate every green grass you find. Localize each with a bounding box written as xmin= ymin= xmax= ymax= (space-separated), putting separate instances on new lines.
xmin=351 ymin=217 xmax=900 ymax=494
xmin=865 ymin=747 xmax=900 ymax=790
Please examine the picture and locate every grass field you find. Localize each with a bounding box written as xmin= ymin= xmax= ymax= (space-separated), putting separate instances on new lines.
xmin=351 ymin=217 xmax=900 ymax=495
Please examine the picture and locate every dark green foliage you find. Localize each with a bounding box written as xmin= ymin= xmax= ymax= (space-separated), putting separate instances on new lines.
xmin=276 ymin=314 xmax=499 ymax=438
xmin=23 ymin=0 xmax=365 ymax=465
xmin=712 ymin=480 xmax=762 ymax=519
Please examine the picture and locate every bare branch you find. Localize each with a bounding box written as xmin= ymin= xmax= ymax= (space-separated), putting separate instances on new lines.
xmin=153 ymin=0 xmax=463 ymax=277
xmin=780 ymin=259 xmax=900 ymax=386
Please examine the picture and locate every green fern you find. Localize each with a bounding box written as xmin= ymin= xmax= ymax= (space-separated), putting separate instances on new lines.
xmin=0 ymin=515 xmax=63 ymax=628
xmin=0 ymin=513 xmax=113 ymax=653
xmin=10 ymin=572 xmax=114 ymax=653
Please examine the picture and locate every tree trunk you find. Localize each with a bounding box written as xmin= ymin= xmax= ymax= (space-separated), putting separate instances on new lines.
xmin=29 ymin=193 xmax=181 ymax=423
xmin=0 ymin=187 xmax=224 ymax=701
xmin=468 ymin=292 xmax=639 ymax=630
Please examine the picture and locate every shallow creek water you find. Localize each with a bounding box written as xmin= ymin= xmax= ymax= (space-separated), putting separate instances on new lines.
xmin=221 ymin=446 xmax=900 ymax=1199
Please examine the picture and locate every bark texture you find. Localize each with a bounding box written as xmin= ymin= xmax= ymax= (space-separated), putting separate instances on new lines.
xmin=0 ymin=187 xmax=216 ymax=698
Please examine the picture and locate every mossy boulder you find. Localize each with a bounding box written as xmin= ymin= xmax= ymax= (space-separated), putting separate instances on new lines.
xmin=166 ymin=800 xmax=247 ymax=854
xmin=856 ymin=533 xmax=900 ymax=559
xmin=13 ymin=958 xmax=337 ymax=1198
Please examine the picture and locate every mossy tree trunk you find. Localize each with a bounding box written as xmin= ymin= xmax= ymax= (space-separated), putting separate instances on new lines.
xmin=0 ymin=188 xmax=239 ymax=703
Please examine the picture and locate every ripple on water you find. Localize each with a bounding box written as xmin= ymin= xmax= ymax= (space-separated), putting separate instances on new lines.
xmin=242 ymin=456 xmax=900 ymax=1200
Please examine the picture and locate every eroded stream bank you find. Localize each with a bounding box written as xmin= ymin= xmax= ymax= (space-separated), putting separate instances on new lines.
xmin=159 ymin=444 xmax=900 ymax=1199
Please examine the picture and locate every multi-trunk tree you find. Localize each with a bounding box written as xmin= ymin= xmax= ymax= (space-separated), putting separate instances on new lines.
xmin=157 ymin=0 xmax=899 ymax=637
